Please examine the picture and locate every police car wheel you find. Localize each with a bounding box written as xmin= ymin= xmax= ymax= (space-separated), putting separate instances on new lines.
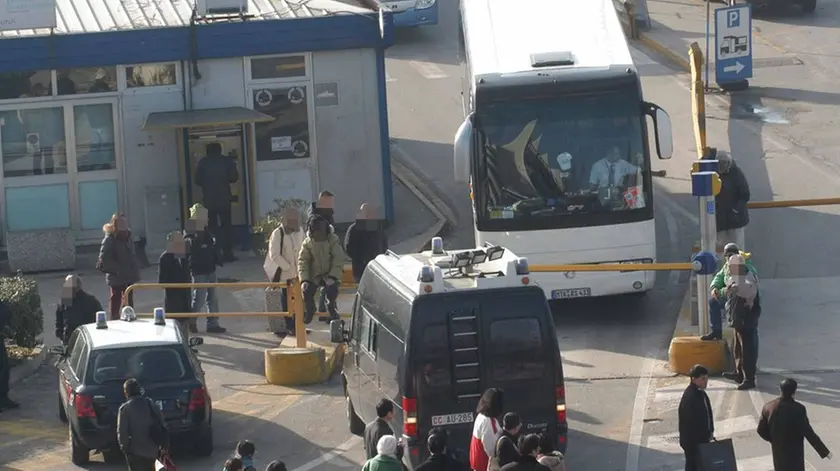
xmin=194 ymin=427 xmax=214 ymax=456
xmin=346 ymin=393 xmax=365 ymax=436
xmin=69 ymin=426 xmax=90 ymax=465
xmin=58 ymin=393 xmax=68 ymax=423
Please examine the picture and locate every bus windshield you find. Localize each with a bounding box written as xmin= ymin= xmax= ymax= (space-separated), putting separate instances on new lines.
xmin=474 ymin=90 xmax=649 ymax=230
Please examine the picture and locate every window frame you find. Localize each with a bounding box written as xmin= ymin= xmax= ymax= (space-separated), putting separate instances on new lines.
xmin=118 ymin=62 xmax=182 ymax=94
xmin=245 ymin=53 xmax=311 ymax=84
xmin=359 ymin=307 xmax=379 ymax=359
xmin=68 ymin=335 xmax=88 ymax=380
xmin=0 ymin=70 xmax=57 ymax=102
xmin=54 ymin=66 xmax=120 ymax=98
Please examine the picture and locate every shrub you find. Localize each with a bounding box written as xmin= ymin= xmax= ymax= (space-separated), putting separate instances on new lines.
xmin=252 ymin=198 xmax=310 ymax=257
xmin=0 ymin=274 xmax=44 ymax=348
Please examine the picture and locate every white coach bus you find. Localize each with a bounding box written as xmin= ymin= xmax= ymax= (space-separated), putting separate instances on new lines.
xmin=455 ymin=0 xmax=675 ymax=300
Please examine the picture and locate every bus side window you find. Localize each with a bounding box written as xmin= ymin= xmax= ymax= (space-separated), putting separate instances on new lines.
xmin=366 ymin=319 xmax=379 ymax=357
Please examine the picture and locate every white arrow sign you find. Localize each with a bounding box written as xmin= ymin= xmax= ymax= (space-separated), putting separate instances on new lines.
xmin=723 ymin=61 xmax=745 ymax=74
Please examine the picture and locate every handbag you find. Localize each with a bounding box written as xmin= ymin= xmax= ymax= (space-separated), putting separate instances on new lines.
xmin=697 ymin=438 xmax=738 ymax=471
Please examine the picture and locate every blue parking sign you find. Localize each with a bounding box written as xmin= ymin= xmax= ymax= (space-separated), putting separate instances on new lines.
xmin=714 ymin=5 xmax=753 ymax=83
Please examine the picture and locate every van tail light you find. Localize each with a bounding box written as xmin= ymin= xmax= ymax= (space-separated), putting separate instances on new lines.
xmin=74 ymin=393 xmax=96 ymax=418
xmin=188 ymin=387 xmax=207 ymax=411
xmin=402 ymin=397 xmax=418 ymax=437
xmin=555 ymin=386 xmax=566 ymax=424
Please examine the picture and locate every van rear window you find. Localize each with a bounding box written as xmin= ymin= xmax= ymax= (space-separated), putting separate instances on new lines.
xmin=418 ymin=325 xmax=452 ymax=391
xmin=489 ymin=318 xmax=546 ymax=381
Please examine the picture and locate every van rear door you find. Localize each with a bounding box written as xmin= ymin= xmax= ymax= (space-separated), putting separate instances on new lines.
xmin=479 ymin=290 xmax=557 ymax=437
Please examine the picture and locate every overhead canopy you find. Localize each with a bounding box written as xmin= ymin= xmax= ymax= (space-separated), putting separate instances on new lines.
xmin=142 ymin=107 xmax=274 ymax=131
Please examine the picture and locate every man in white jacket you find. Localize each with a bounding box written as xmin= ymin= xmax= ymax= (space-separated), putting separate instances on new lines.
xmin=267 ymin=207 xmax=305 ymax=336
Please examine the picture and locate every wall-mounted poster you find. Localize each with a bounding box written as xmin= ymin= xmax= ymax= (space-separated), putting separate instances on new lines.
xmin=253 ymin=86 xmax=310 ymax=162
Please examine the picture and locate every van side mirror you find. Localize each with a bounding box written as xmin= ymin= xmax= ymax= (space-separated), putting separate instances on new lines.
xmin=454 ymin=114 xmax=474 ymax=183
xmin=189 ymin=337 xmax=204 ymax=347
xmin=644 ymin=102 xmax=673 ymax=160
xmin=330 ymin=320 xmax=348 ymax=343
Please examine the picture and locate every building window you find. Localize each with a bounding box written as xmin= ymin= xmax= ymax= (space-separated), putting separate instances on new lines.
xmin=5 ymin=183 xmax=71 ymax=231
xmin=253 ymin=87 xmax=310 ymax=162
xmin=74 ymin=104 xmax=116 ymax=171
xmin=79 ymin=180 xmax=118 ymax=230
xmin=250 ymin=56 xmax=306 ymax=80
xmin=0 ymin=107 xmax=68 ymax=177
xmin=56 ymin=67 xmax=118 ymax=95
xmin=0 ymin=71 xmax=53 ymax=100
xmin=125 ymin=63 xmax=177 ymax=88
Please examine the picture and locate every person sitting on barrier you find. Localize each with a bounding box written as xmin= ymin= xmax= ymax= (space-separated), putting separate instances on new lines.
xmin=159 ymin=231 xmax=192 ymax=337
xmin=704 ymin=148 xmax=751 ymax=252
xmin=307 ymin=190 xmax=337 ymax=314
xmin=702 ymin=243 xmax=758 ymax=341
xmin=55 ymin=274 xmax=103 ymax=345
xmin=723 ymin=254 xmax=761 ymax=391
xmin=298 ymin=215 xmax=345 ymax=323
xmin=345 ymin=203 xmax=389 ymax=283
xmin=186 ymin=204 xmax=226 ymax=334
xmin=266 ymin=206 xmax=305 ymax=337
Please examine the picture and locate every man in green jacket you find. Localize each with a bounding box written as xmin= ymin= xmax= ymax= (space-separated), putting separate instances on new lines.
xmin=702 ymin=243 xmax=759 ymax=341
xmin=298 ymin=215 xmax=346 ymax=323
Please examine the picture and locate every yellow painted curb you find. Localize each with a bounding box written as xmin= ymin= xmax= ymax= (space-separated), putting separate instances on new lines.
xmin=669 ymin=336 xmax=728 ymax=375
xmin=323 ymin=344 xmax=346 ymax=382
xmin=636 ymin=34 xmax=691 ymax=72
xmin=265 ymin=347 xmax=327 ymax=386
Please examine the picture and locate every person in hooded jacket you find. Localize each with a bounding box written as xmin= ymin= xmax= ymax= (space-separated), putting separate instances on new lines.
xmin=97 ymin=214 xmax=141 ymax=320
xmin=345 ymin=203 xmax=389 ymax=282
xmin=499 ymin=434 xmax=549 ymax=471
xmin=266 ymin=206 xmax=305 ymax=336
xmin=298 ymin=215 xmax=345 ymax=323
xmin=535 ymin=434 xmax=566 ymax=471
xmin=704 ymin=148 xmax=750 ymax=250
xmin=417 ymin=429 xmax=470 ymax=471
xmin=362 ymin=435 xmax=404 ymax=471
xmin=158 ymin=231 xmax=192 ymax=336
xmin=307 ymin=191 xmax=337 ymax=313
xmin=55 ymin=274 xmax=103 ymax=345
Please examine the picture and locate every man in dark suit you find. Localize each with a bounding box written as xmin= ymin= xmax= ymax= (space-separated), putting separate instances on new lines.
xmin=757 ymin=379 xmax=832 ymax=471
xmin=678 ymin=364 xmax=714 ymax=471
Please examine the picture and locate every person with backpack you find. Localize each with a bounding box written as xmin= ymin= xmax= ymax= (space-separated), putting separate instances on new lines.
xmin=117 ymin=378 xmax=168 ymax=471
xmin=489 ymin=413 xmax=521 ymax=470
xmin=723 ymin=253 xmax=761 ymax=391
xmin=266 ymin=207 xmax=305 ymax=336
xmin=233 ymin=440 xmax=258 ymax=471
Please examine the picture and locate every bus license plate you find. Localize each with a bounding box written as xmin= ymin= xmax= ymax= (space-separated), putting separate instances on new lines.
xmin=552 ymin=288 xmax=592 ymax=299
xmin=431 ymin=413 xmax=474 ymax=426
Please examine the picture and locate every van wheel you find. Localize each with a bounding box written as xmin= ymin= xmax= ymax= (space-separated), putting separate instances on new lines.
xmin=346 ymin=394 xmax=365 ymax=436
xmin=800 ymin=0 xmax=816 ymax=13
xmin=103 ymin=448 xmax=124 ymax=464
xmin=58 ymin=393 xmax=68 ymax=423
xmin=69 ymin=426 xmax=90 ymax=466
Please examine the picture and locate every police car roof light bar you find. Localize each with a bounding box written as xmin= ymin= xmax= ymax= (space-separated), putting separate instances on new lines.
xmin=431 ymin=237 xmax=445 ymax=255
xmin=153 ymin=307 xmax=166 ymax=326
xmin=95 ymin=311 xmax=108 ymax=329
xmin=515 ymin=258 xmax=530 ymax=275
xmin=418 ymin=265 xmax=435 ymax=283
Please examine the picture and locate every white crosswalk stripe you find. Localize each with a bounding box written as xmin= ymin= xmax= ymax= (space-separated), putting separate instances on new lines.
xmin=668 ymin=454 xmax=775 ymax=471
xmin=408 ymin=60 xmax=448 ymax=79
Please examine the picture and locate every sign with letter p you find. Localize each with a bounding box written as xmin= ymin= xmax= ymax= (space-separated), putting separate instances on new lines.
xmin=727 ymin=9 xmax=740 ymax=28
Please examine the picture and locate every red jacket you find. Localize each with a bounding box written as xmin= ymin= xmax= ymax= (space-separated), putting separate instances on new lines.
xmin=470 ymin=414 xmax=500 ymax=471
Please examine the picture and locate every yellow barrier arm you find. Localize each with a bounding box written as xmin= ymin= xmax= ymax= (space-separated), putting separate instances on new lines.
xmin=530 ymin=262 xmax=696 ymax=273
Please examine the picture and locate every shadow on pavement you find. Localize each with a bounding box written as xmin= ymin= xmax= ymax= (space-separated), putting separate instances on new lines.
xmin=747 ymin=86 xmax=840 ymax=107
xmin=565 ymin=427 xmax=682 ymax=471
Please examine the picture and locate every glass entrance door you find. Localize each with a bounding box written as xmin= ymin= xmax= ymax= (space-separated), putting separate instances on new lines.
xmin=186 ymin=126 xmax=249 ymax=227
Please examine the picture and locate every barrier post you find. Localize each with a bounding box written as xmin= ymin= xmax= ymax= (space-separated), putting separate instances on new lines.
xmin=691 ymin=171 xmax=721 ymax=336
xmin=292 ymin=280 xmax=307 ymax=348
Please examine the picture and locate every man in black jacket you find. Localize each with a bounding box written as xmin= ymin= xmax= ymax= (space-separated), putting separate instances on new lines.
xmin=55 ymin=274 xmax=103 ymax=345
xmin=159 ymin=231 xmax=192 ymax=337
xmin=345 ymin=203 xmax=388 ymax=282
xmin=195 ymin=143 xmax=239 ymax=262
xmin=186 ymin=205 xmax=226 ymax=334
xmin=495 ymin=412 xmax=522 ymax=468
xmin=705 ymin=148 xmax=750 ymax=251
xmin=364 ymin=398 xmax=404 ymax=461
xmin=117 ymin=378 xmax=168 ymax=471
xmin=678 ymin=365 xmax=714 ymax=471
xmin=0 ymin=298 xmax=19 ymax=412
xmin=500 ymin=434 xmax=549 ymax=471
xmin=417 ymin=428 xmax=470 ymax=471
xmin=758 ymin=379 xmax=831 ymax=471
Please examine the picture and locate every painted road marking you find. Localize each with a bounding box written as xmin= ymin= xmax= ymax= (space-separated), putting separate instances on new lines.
xmin=624 ymin=352 xmax=658 ymax=471
xmin=291 ymin=436 xmax=362 ymax=471
xmin=408 ymin=60 xmax=447 ymax=79
xmin=669 ymin=454 xmax=775 ymax=471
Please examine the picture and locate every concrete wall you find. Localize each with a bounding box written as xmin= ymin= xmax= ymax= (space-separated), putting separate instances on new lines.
xmin=311 ymin=48 xmax=385 ymax=224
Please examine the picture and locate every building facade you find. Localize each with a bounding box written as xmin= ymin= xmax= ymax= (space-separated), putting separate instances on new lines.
xmin=0 ymin=0 xmax=394 ymax=267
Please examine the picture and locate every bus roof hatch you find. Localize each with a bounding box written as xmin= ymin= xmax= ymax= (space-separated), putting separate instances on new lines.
xmin=531 ymin=51 xmax=575 ymax=68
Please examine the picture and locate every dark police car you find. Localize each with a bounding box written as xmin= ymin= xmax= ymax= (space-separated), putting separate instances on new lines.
xmin=56 ymin=309 xmax=213 ymax=465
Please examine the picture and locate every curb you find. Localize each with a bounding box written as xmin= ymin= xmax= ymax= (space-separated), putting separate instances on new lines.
xmin=322 ymin=343 xmax=346 ymax=382
xmin=635 ymin=33 xmax=690 ymax=72
xmin=9 ymin=344 xmax=48 ymax=387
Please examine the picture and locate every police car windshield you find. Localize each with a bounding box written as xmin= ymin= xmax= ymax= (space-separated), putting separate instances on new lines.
xmin=87 ymin=346 xmax=187 ymax=385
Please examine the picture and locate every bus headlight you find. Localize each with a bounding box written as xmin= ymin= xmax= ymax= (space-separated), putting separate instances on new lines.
xmin=415 ymin=0 xmax=436 ymax=9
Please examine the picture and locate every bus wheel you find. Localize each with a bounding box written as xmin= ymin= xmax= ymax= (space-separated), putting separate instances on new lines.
xmin=346 ymin=393 xmax=365 ymax=436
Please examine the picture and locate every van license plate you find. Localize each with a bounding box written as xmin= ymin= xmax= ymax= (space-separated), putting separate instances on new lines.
xmin=431 ymin=413 xmax=474 ymax=426
xmin=552 ymin=288 xmax=592 ymax=299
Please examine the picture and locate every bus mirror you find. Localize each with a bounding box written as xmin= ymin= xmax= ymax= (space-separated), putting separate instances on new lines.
xmin=651 ymin=106 xmax=673 ymax=160
xmin=454 ymin=114 xmax=474 ymax=183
